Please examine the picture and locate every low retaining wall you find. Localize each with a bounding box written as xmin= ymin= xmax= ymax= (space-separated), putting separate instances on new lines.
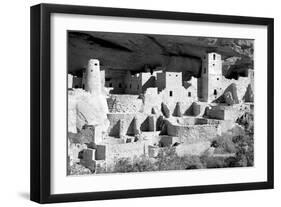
xmin=107 ymin=113 xmax=146 ymax=137
xmin=192 ymin=102 xmax=209 ymax=116
xmin=166 ymin=121 xmax=220 ymax=144
xmin=107 ymin=113 xmax=160 ymax=137
xmin=107 ymin=94 xmax=143 ymax=113
xmin=206 ymin=106 xmax=239 ymax=121
xmin=99 ymin=142 xmax=147 ymax=167
xmin=175 ymin=117 xmax=235 ymax=133
xmin=175 ymin=141 xmax=211 ymax=156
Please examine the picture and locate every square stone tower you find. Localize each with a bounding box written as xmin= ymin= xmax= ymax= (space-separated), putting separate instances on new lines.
xmin=156 ymin=71 xmax=182 ymax=92
xmin=198 ymin=52 xmax=223 ymax=102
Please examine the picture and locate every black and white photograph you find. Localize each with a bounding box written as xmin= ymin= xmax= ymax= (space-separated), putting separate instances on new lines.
xmin=0 ymin=0 xmax=277 ymax=205
xmin=67 ymin=31 xmax=254 ymax=175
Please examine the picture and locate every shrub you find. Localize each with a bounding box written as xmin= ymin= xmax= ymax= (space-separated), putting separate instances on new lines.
xmin=232 ymin=134 xmax=254 ymax=167
xmin=67 ymin=163 xmax=92 ymax=175
xmin=110 ymin=155 xmax=158 ymax=173
xmin=200 ymin=155 xmax=226 ymax=168
xmin=110 ymin=147 xmax=204 ymax=173
xmin=211 ymin=135 xmax=236 ymax=154
xmin=132 ymin=155 xmax=158 ymax=172
xmin=179 ymin=155 xmax=205 ymax=170
xmin=107 ymin=132 xmax=254 ymax=173
xmin=155 ymin=148 xmax=204 ymax=171
xmin=112 ymin=157 xmax=134 ymax=173
xmin=236 ymin=111 xmax=254 ymax=134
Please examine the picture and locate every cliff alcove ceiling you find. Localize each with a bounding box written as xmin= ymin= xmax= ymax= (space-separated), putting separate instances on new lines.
xmin=68 ymin=31 xmax=253 ymax=80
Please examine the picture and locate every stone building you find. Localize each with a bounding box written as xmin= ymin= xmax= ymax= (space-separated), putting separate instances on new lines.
xmin=124 ymin=71 xmax=142 ymax=94
xmin=68 ymin=74 xmax=83 ymax=89
xmin=102 ymin=68 xmax=163 ymax=95
xmin=198 ymin=52 xmax=223 ymax=102
xmin=68 ymin=74 xmax=73 ymax=88
xmin=156 ymin=71 xmax=182 ymax=93
xmin=197 ymin=52 xmax=254 ymax=104
xmin=183 ymin=76 xmax=198 ymax=100
xmin=122 ymin=69 xmax=163 ymax=95
xmin=104 ymin=69 xmax=127 ymax=94
xmin=68 ymin=54 xmax=253 ymax=115
xmin=68 ymin=55 xmax=255 ymax=173
xmin=85 ymin=59 xmax=102 ymax=94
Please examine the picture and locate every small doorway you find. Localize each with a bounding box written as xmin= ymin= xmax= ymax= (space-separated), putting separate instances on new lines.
xmin=214 ymin=89 xmax=217 ymax=96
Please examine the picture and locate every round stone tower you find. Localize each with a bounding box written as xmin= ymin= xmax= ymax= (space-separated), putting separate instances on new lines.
xmin=85 ymin=59 xmax=101 ymax=94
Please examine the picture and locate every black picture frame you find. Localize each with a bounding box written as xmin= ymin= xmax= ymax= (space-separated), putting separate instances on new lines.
xmin=30 ymin=3 xmax=274 ymax=204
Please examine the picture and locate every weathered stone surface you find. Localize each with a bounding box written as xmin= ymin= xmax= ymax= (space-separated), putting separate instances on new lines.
xmin=68 ymin=142 xmax=87 ymax=164
xmin=69 ymin=31 xmax=253 ymax=80
xmin=148 ymin=115 xmax=157 ymax=131
xmin=224 ymin=91 xmax=235 ymax=105
xmin=81 ymin=148 xmax=96 ymax=161
xmin=151 ymin=107 xmax=157 ymax=114
xmin=223 ymin=83 xmax=239 ymax=104
xmin=223 ymin=57 xmax=253 ymax=80
xmin=141 ymin=131 xmax=161 ymax=146
xmin=68 ymin=127 xmax=96 ymax=145
xmin=211 ymin=75 xmax=252 ymax=104
xmin=68 ymin=95 xmax=77 ymax=133
xmin=159 ymin=136 xmax=181 ymax=147
xmin=205 ymin=105 xmax=240 ymax=121
xmin=68 ymin=163 xmax=92 ymax=175
xmin=67 ymin=32 xmax=255 ymax=174
xmin=192 ymin=102 xmax=209 ymax=116
xmin=80 ymin=159 xmax=96 ymax=172
xmin=243 ymin=84 xmax=254 ymax=102
xmin=73 ymin=125 xmax=103 ymax=144
xmin=105 ymin=142 xmax=147 ymax=166
xmin=148 ymin=145 xmax=161 ymax=158
xmin=95 ymin=145 xmax=106 ymax=160
xmin=175 ymin=141 xmax=211 ymax=156
xmin=132 ymin=117 xmax=141 ymax=135
xmin=166 ymin=120 xmax=220 ymax=144
xmin=85 ymin=59 xmax=102 ymax=94
xmin=161 ymin=103 xmax=170 ymax=118
xmin=77 ymin=94 xmax=109 ymax=130
xmin=107 ymin=94 xmax=143 ymax=113
xmin=68 ymin=89 xmax=109 ymax=134
xmin=173 ymin=102 xmax=183 ymax=117
xmin=94 ymin=160 xmax=107 ymax=173
xmin=143 ymin=88 xmax=162 ymax=114
xmin=107 ymin=113 xmax=147 ymax=137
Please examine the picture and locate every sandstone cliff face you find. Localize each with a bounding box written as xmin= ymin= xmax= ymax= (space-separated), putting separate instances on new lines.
xmin=68 ymin=31 xmax=253 ymax=80
xmin=68 ymin=89 xmax=109 ymax=133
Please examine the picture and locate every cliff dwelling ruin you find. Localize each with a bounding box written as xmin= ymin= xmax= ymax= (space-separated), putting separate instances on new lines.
xmin=67 ymin=50 xmax=254 ymax=174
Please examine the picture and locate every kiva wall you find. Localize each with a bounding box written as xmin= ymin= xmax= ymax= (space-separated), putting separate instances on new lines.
xmin=107 ymin=113 xmax=148 ymax=137
xmin=107 ymin=94 xmax=143 ymax=113
xmin=166 ymin=121 xmax=220 ymax=144
xmin=105 ymin=142 xmax=147 ymax=166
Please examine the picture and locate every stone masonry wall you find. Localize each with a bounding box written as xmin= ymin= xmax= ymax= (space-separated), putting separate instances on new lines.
xmin=107 ymin=113 xmax=148 ymax=137
xmin=105 ymin=142 xmax=147 ymax=166
xmin=166 ymin=121 xmax=220 ymax=144
xmin=107 ymin=94 xmax=143 ymax=113
xmin=142 ymin=88 xmax=162 ymax=114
